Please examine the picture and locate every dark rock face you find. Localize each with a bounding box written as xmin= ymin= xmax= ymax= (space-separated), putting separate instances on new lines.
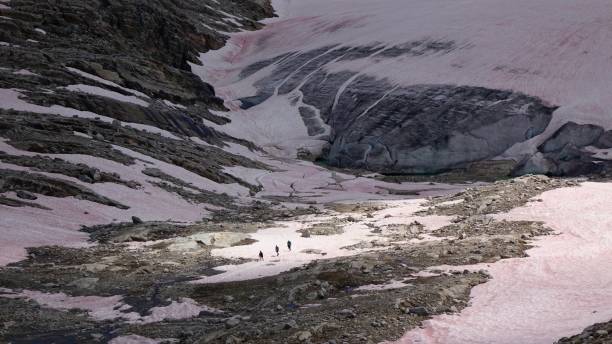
xmin=236 ymin=44 xmax=558 ymax=174
xmin=0 ymin=112 xmax=267 ymax=188
xmin=325 ymin=81 xmax=554 ymax=174
xmin=0 ymin=0 xmax=274 ymax=140
xmin=557 ymin=319 xmax=612 ymax=344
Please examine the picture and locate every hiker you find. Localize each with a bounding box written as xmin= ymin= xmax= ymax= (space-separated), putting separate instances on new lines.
xmin=259 ymin=250 xmax=264 ymax=261
xmin=287 ymin=240 xmax=292 ymax=251
xmin=275 ymin=245 xmax=280 ymax=256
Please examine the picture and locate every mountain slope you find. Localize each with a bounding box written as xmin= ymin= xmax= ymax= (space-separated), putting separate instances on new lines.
xmin=1 ymin=1 xmax=612 ymax=344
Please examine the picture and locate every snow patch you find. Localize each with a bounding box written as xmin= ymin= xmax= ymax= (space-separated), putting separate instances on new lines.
xmin=356 ymin=279 xmax=412 ymax=291
xmin=0 ymin=289 xmax=215 ymax=325
xmin=162 ymin=99 xmax=187 ymax=109
xmin=13 ymin=69 xmax=38 ymax=76
xmin=0 ymin=140 xmax=243 ymax=266
xmin=62 ymin=84 xmax=149 ymax=107
xmin=66 ymin=67 xmax=149 ymax=98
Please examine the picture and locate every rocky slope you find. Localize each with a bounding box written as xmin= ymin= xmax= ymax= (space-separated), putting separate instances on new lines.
xmin=0 ymin=0 xmax=278 ymax=265
xmin=1 ymin=0 xmax=272 ymax=139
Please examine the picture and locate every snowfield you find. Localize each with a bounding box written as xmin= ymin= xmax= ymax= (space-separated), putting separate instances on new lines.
xmin=193 ymin=199 xmax=453 ymax=283
xmin=396 ymin=182 xmax=612 ymax=343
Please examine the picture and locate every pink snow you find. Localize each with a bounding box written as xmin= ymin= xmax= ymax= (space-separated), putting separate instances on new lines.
xmin=0 ymin=88 xmax=108 ymax=120
xmin=0 ymin=289 xmax=214 ymax=325
xmin=395 ymin=182 xmax=612 ymax=344
xmin=0 ymin=290 xmax=139 ymax=321
xmin=0 ymin=193 xmax=94 ymax=266
xmin=112 ymin=145 xmax=248 ymax=196
xmin=220 ymin=142 xmax=470 ymax=204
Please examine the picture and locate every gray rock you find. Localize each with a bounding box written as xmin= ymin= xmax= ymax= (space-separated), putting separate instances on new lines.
xmin=0 ymin=169 xmax=128 ymax=209
xmin=16 ymin=190 xmax=37 ymax=200
xmin=284 ymin=319 xmax=298 ymax=330
xmin=68 ymin=277 xmax=99 ymax=290
xmin=516 ymin=121 xmax=612 ymax=176
xmin=337 ymin=308 xmax=356 ymax=319
xmin=225 ymin=316 xmax=241 ymax=328
xmin=82 ymin=263 xmax=108 ymax=273
xmin=131 ymin=216 xmax=143 ymax=224
xmin=408 ymin=307 xmax=430 ymax=316
xmin=78 ymin=174 xmax=94 ymax=183
xmin=91 ymin=169 xmax=102 ymax=182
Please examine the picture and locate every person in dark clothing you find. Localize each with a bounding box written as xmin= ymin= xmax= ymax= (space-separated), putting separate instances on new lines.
xmin=275 ymin=245 xmax=280 ymax=256
xmin=259 ymin=251 xmax=264 ymax=261
xmin=287 ymin=240 xmax=292 ymax=251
